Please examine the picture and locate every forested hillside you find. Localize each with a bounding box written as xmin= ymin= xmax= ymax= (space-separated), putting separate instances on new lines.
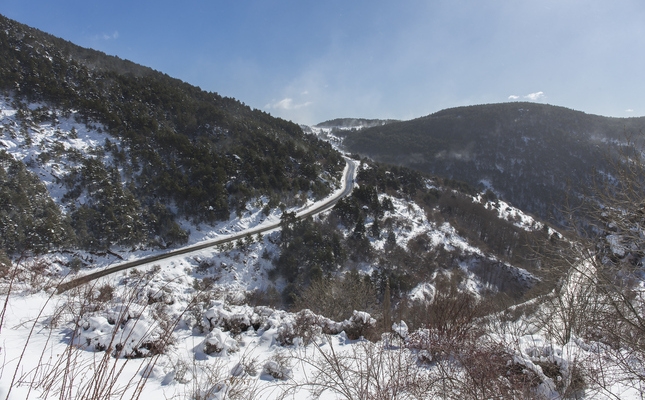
xmin=2 ymin=14 xmax=645 ymax=399
xmin=0 ymin=14 xmax=344 ymax=255
xmin=263 ymin=159 xmax=552 ymax=312
xmin=339 ymin=102 xmax=645 ymax=223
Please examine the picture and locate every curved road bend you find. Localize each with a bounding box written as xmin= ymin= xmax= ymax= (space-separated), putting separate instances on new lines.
xmin=56 ymin=160 xmax=356 ymax=293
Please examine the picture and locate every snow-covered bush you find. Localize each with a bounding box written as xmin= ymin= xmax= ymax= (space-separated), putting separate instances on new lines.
xmin=276 ymin=308 xmax=323 ymax=346
xmin=74 ymin=302 xmax=169 ymax=358
xmin=263 ymin=352 xmax=293 ymax=380
xmin=274 ymin=309 xmax=377 ymax=345
xmin=203 ymin=327 xmax=239 ymax=355
xmin=392 ymin=320 xmax=409 ymax=339
xmin=520 ymin=338 xmax=590 ymax=397
xmin=201 ymin=301 xmax=262 ymax=334
xmin=341 ymin=310 xmax=377 ymax=340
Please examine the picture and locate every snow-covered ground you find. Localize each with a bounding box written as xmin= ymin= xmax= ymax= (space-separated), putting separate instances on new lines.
xmin=2 ymin=271 xmax=643 ymax=399
xmin=2 ymin=97 xmax=644 ymax=398
xmin=0 ymin=94 xmax=354 ymax=275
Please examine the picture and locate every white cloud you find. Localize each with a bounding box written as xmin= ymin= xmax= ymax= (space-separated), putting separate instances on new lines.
xmin=100 ymin=31 xmax=119 ymax=40
xmin=265 ymin=98 xmax=312 ymax=110
xmin=524 ymin=91 xmax=545 ymax=101
xmin=626 ymin=108 xmax=634 ymax=113
xmin=508 ymin=95 xmax=520 ymax=100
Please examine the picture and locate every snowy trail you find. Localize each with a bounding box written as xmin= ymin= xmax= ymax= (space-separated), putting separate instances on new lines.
xmin=56 ymin=160 xmax=356 ymax=293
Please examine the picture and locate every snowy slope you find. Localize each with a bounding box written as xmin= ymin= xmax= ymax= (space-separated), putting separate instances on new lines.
xmin=1 ymin=261 xmax=643 ymax=399
xmin=2 ymin=99 xmax=642 ymax=398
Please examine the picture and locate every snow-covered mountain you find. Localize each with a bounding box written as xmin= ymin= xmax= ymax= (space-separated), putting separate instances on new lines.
xmin=3 ymin=155 xmax=642 ymax=398
xmin=0 ymin=13 xmax=345 ymax=257
xmin=334 ymin=103 xmax=645 ymax=225
xmin=1 ymin=13 xmax=644 ymax=400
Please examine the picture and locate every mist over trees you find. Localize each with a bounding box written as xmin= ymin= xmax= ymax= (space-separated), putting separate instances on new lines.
xmin=340 ymin=102 xmax=645 ymax=225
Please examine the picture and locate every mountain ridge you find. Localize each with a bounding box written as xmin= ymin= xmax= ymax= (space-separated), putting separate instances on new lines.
xmin=338 ymin=101 xmax=645 ymax=223
xmin=0 ymin=13 xmax=344 ymax=255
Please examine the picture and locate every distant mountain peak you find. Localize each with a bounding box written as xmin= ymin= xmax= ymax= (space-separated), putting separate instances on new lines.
xmin=340 ymin=102 xmax=645 ymax=225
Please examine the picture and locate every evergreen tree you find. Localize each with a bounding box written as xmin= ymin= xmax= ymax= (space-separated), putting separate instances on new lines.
xmin=383 ymin=278 xmax=392 ymax=333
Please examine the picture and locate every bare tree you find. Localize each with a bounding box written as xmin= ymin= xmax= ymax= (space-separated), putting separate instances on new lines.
xmin=537 ymin=141 xmax=645 ymax=391
xmin=293 ymin=272 xmax=377 ymax=322
xmin=280 ymin=336 xmax=437 ymax=400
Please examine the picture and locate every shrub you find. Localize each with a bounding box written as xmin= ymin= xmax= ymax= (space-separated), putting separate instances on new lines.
xmin=263 ymin=351 xmax=293 ymax=380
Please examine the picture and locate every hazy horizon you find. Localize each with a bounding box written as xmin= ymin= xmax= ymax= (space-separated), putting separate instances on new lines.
xmin=3 ymin=1 xmax=645 ymax=125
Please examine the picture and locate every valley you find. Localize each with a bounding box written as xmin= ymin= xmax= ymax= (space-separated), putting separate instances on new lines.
xmin=0 ymin=12 xmax=644 ymax=400
xmin=56 ymin=160 xmax=357 ymax=293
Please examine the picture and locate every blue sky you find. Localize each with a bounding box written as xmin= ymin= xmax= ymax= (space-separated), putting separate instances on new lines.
xmin=2 ymin=1 xmax=645 ymax=124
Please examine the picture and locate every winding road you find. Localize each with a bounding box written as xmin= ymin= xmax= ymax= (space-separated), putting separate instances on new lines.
xmin=56 ymin=160 xmax=356 ymax=293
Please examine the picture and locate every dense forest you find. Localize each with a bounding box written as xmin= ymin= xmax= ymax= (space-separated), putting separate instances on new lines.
xmin=340 ymin=102 xmax=645 ymax=223
xmin=0 ymin=14 xmax=344 ymax=255
xmin=269 ymin=160 xmax=550 ymax=317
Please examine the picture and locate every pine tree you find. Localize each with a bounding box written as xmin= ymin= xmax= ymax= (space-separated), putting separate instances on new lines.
xmin=383 ymin=277 xmax=391 ymax=333
xmin=370 ymin=218 xmax=380 ymax=239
